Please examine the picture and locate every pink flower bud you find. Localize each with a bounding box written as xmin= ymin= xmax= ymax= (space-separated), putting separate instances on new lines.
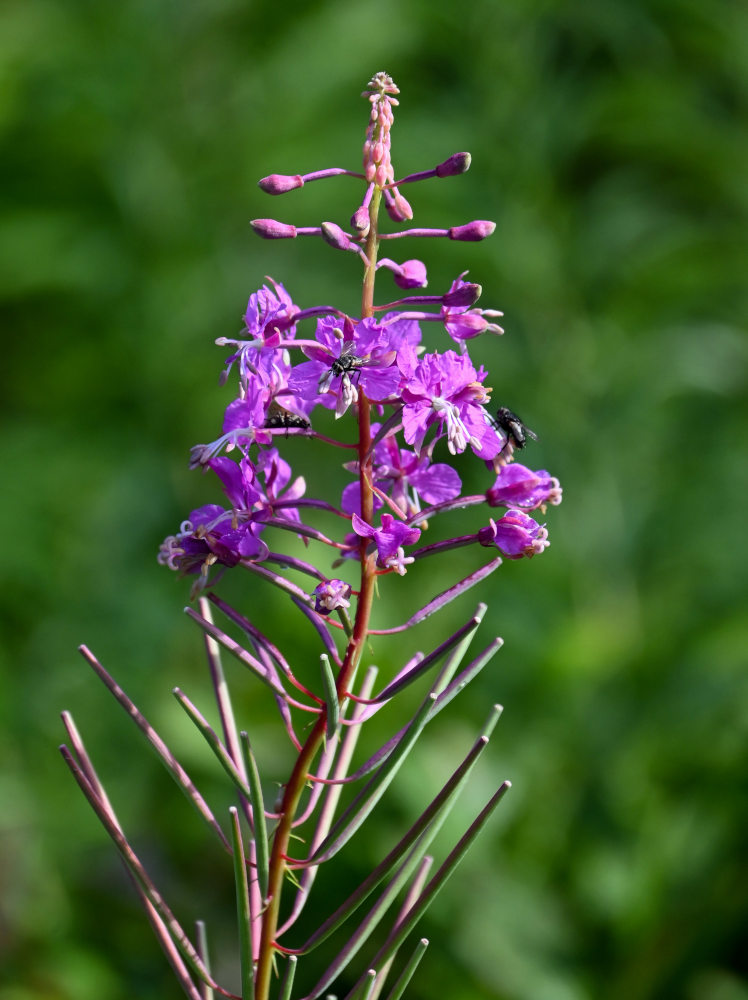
xmin=320 ymin=222 xmax=354 ymax=251
xmin=384 ymin=188 xmax=413 ymax=223
xmin=350 ymin=206 xmax=371 ymax=235
xmin=443 ymin=281 xmax=482 ymax=307
xmin=448 ymin=220 xmax=496 ymax=242
xmin=392 ymin=190 xmax=413 ymax=220
xmin=250 ymin=219 xmax=297 ymax=239
xmin=436 ymin=152 xmax=472 ymax=177
xmin=257 ymin=174 xmax=304 ymax=194
xmin=393 ymin=258 xmax=428 ymax=289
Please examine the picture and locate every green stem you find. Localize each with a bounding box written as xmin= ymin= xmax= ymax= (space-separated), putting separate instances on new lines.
xmin=254 ymin=188 xmax=383 ymax=1000
xmin=362 ymin=187 xmax=381 ymax=319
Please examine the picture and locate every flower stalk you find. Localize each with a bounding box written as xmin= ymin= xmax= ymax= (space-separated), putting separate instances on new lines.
xmin=61 ymin=71 xmax=561 ymax=1000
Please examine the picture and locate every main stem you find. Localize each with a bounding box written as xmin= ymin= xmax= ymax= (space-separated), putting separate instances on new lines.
xmin=254 ymin=189 xmax=383 ymax=1000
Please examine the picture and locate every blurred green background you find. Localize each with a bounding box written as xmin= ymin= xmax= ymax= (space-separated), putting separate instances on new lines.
xmin=2 ymin=1 xmax=747 ymax=998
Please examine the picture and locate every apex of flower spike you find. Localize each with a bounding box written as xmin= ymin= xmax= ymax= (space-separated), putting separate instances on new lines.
xmin=361 ymin=71 xmax=400 ymax=102
xmin=362 ymin=72 xmax=399 ymax=188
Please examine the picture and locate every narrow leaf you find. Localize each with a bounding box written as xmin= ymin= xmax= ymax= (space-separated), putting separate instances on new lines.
xmin=354 ymin=971 xmax=377 ymax=1000
xmin=196 ymin=921 xmax=214 ymax=1000
xmin=366 ymin=857 xmax=432 ymax=1000
xmin=296 ymin=720 xmax=496 ymax=952
xmin=174 ymin=688 xmax=252 ymax=800
xmin=60 ymin=745 xmax=238 ymax=999
xmin=61 ymin=715 xmax=204 ymax=1000
xmin=344 ymin=781 xmax=512 ymax=1000
xmin=278 ymin=956 xmax=298 ymax=1000
xmin=240 ymin=732 xmax=269 ymax=902
xmin=369 ymin=559 xmax=502 ymax=634
xmin=366 ymin=609 xmax=485 ymax=704
xmin=319 ymin=653 xmax=339 ymax=738
xmin=381 ymin=939 xmax=428 ymax=1000
xmin=304 ymin=693 xmax=436 ymax=865
xmin=230 ymin=807 xmax=254 ymax=1000
xmin=200 ymin=598 xmax=246 ymax=778
xmin=77 ymin=645 xmax=230 ymax=853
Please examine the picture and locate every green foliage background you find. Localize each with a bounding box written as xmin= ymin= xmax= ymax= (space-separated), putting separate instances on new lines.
xmin=1 ymin=1 xmax=747 ymax=998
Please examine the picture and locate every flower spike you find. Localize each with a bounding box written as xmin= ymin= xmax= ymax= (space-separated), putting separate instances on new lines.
xmin=65 ymin=71 xmax=561 ymax=1000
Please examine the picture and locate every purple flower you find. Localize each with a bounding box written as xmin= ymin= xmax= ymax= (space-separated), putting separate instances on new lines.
xmin=400 ymin=349 xmax=502 ymax=459
xmin=244 ymin=278 xmax=297 ymax=339
xmin=374 ymin=433 xmax=461 ymax=515
xmin=341 ymin=425 xmax=461 ymax=518
xmin=255 ymin=447 xmax=306 ymax=525
xmin=478 ymin=510 xmax=549 ymax=559
xmin=288 ymin=316 xmax=401 ymax=418
xmin=313 ymin=580 xmax=353 ymax=614
xmin=341 ymin=481 xmax=384 ymax=518
xmin=217 ymin=279 xmax=298 ymax=388
xmin=209 ymin=455 xmax=263 ymax=511
xmin=486 ymin=463 xmax=562 ymax=511
xmin=158 ymin=503 xmax=268 ymax=577
xmin=222 ymin=379 xmax=273 ymax=448
xmin=351 ymin=512 xmax=421 ymax=574
xmin=441 ymin=272 xmax=504 ymax=347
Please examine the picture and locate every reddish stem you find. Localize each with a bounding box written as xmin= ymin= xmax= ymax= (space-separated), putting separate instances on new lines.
xmin=254 ymin=188 xmax=383 ymax=1000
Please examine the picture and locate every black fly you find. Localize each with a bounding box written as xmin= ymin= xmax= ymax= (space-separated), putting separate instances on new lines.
xmin=318 ymin=342 xmax=369 ymax=394
xmin=264 ymin=400 xmax=311 ymax=436
xmin=491 ymin=406 xmax=538 ymax=452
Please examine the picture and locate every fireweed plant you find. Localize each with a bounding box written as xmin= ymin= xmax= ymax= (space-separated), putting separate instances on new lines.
xmin=61 ymin=73 xmax=561 ymax=1000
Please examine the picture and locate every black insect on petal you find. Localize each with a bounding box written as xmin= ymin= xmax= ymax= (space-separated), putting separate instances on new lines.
xmin=491 ymin=406 xmax=538 ymax=451
xmin=318 ymin=342 xmax=370 ymax=394
xmin=264 ymin=400 xmax=311 ymax=437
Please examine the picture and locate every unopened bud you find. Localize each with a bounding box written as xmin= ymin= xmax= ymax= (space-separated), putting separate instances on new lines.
xmin=385 ymin=189 xmax=413 ymax=223
xmin=250 ymin=219 xmax=297 ymax=239
xmin=313 ymin=579 xmax=352 ymax=614
xmin=320 ymin=222 xmax=355 ymax=251
xmin=350 ymin=205 xmax=371 ymax=236
xmin=436 ymin=152 xmax=472 ymax=177
xmin=257 ymin=174 xmax=305 ymax=195
xmin=393 ymin=258 xmax=428 ymax=289
xmin=448 ymin=220 xmax=496 ymax=242
xmin=443 ymin=282 xmax=482 ymax=307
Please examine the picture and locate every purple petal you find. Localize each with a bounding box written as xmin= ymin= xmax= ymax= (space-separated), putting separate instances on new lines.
xmin=409 ymin=461 xmax=462 ymax=504
xmin=360 ymin=365 xmax=401 ymax=401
